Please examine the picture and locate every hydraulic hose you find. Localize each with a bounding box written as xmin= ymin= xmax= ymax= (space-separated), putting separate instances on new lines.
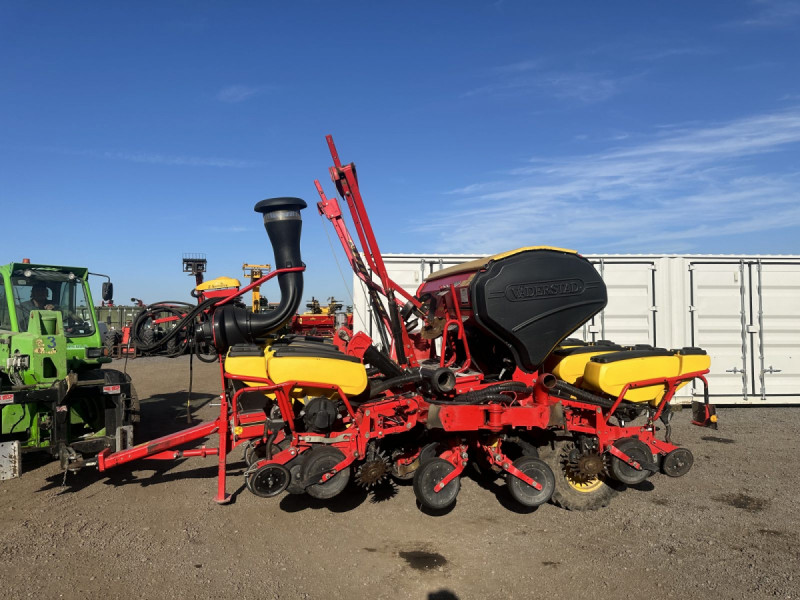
xmin=363 ymin=344 xmax=404 ymax=378
xmin=551 ymin=380 xmax=644 ymax=417
xmin=369 ymin=371 xmax=423 ymax=398
xmin=131 ymin=297 xmax=217 ymax=355
xmin=451 ymin=381 xmax=529 ymax=404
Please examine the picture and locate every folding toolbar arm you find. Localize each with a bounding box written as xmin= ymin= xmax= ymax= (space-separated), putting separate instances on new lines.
xmin=315 ymin=135 xmax=420 ymax=366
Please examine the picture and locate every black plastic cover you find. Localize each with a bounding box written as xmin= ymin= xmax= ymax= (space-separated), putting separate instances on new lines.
xmin=271 ymin=336 xmax=360 ymax=363
xmin=552 ymin=344 xmax=624 ymax=357
xmin=590 ymin=348 xmax=674 ymax=364
xmin=674 ymin=347 xmax=707 ymax=356
xmin=469 ymin=249 xmax=607 ymax=372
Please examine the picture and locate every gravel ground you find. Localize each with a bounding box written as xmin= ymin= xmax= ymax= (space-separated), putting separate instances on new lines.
xmin=1 ymin=356 xmax=798 ymax=600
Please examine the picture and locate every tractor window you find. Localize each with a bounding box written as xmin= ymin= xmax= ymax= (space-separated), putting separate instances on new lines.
xmin=11 ymin=274 xmax=95 ymax=337
xmin=0 ymin=276 xmax=10 ymax=330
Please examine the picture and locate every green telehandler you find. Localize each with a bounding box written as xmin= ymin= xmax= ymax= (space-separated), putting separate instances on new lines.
xmin=0 ymin=261 xmax=138 ymax=480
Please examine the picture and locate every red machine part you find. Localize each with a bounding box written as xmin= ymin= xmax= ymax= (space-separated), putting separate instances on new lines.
xmin=91 ymin=136 xmax=715 ymax=512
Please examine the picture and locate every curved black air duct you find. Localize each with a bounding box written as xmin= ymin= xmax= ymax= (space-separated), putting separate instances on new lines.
xmin=200 ymin=197 xmax=307 ymax=352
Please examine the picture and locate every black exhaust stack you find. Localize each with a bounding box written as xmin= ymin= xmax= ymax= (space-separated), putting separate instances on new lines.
xmin=200 ymin=197 xmax=307 ymax=352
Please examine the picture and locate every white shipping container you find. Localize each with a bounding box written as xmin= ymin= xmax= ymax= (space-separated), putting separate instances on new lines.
xmin=350 ymin=254 xmax=800 ymax=405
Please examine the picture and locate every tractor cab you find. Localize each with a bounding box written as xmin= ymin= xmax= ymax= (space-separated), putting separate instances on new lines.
xmin=2 ymin=263 xmax=111 ymax=371
xmin=1 ymin=261 xmax=134 ymax=480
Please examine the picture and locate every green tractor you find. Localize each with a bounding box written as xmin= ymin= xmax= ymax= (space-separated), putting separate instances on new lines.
xmin=0 ymin=261 xmax=138 ymax=480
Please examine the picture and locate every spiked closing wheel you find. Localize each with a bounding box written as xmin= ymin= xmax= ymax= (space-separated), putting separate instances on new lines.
xmin=355 ymin=449 xmax=391 ymax=488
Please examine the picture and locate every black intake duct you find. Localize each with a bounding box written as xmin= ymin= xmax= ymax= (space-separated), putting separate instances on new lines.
xmin=200 ymin=197 xmax=307 ymax=352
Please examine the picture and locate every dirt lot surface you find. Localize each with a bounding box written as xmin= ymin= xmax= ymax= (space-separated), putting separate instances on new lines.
xmin=2 ymin=356 xmax=798 ymax=600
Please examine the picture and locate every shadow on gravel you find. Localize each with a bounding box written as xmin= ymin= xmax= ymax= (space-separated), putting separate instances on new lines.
xmin=428 ymin=591 xmax=459 ymax=600
xmin=701 ymin=436 xmax=736 ymax=444
xmin=138 ymin=391 xmax=218 ymax=439
xmin=626 ymin=479 xmax=656 ymax=493
xmin=279 ymin=482 xmax=370 ymax=513
xmin=712 ymin=492 xmax=770 ymax=512
xmin=42 ymin=461 xmax=236 ymax=495
xmin=463 ymin=465 xmax=540 ymax=515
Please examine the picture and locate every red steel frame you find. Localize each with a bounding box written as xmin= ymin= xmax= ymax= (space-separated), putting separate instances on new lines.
xmin=92 ymin=135 xmax=714 ymax=505
xmin=314 ymin=136 xmax=713 ymax=492
xmin=97 ymin=266 xmax=306 ymax=504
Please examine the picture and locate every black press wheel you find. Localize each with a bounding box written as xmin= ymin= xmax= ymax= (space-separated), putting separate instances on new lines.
xmin=506 ymin=456 xmax=555 ymax=507
xmin=247 ymin=463 xmax=291 ymax=498
xmin=541 ymin=438 xmax=619 ymax=511
xmin=300 ymin=446 xmax=351 ymax=500
xmin=412 ymin=457 xmax=461 ymax=510
xmin=285 ymin=458 xmax=307 ymax=494
xmin=609 ymin=438 xmax=654 ymax=485
xmin=244 ymin=442 xmax=267 ymax=467
xmin=661 ymin=447 xmax=694 ymax=477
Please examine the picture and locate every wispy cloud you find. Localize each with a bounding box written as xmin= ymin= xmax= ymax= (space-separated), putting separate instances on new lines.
xmin=216 ymin=84 xmax=271 ymax=103
xmin=207 ymin=225 xmax=252 ymax=233
xmin=102 ymin=151 xmax=261 ymax=168
xmin=463 ymin=59 xmax=628 ymax=104
xmin=636 ymin=46 xmax=718 ymax=61
xmin=727 ymin=0 xmax=800 ymax=27
xmin=34 ymin=146 xmax=262 ymax=168
xmin=419 ymin=109 xmax=800 ymax=253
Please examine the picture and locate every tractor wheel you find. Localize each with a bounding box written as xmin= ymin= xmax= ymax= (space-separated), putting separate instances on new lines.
xmin=506 ymin=456 xmax=555 ymax=508
xmin=412 ymin=457 xmax=461 ymax=510
xmin=300 ymin=446 xmax=351 ymax=500
xmin=541 ymin=439 xmax=619 ymax=511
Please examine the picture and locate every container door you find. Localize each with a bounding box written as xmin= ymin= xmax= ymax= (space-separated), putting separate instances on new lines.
xmin=580 ymin=261 xmax=657 ymax=345
xmin=689 ymin=261 xmax=750 ymax=402
xmin=755 ymin=262 xmax=800 ymax=403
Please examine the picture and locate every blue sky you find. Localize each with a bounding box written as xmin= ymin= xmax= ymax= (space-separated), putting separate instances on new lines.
xmin=2 ymin=1 xmax=799 ymax=306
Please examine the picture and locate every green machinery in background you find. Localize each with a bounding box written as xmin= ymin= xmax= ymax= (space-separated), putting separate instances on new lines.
xmin=0 ymin=261 xmax=137 ymax=480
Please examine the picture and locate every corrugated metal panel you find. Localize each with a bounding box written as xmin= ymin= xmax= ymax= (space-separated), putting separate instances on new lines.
xmin=757 ymin=262 xmax=800 ymax=399
xmin=581 ymin=260 xmax=656 ymax=345
xmin=354 ymin=253 xmax=800 ymax=404
xmin=689 ymin=261 xmax=750 ymax=399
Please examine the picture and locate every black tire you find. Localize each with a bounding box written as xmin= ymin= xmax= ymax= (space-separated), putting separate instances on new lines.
xmin=504 ymin=436 xmax=539 ymax=459
xmin=127 ymin=383 xmax=140 ymax=427
xmin=141 ymin=328 xmax=155 ymax=347
xmin=300 ymin=446 xmax=351 ymax=500
xmin=103 ymin=331 xmax=121 ymax=356
xmin=541 ymin=438 xmax=619 ymax=511
xmin=609 ymin=438 xmax=653 ymax=485
xmin=412 ymin=457 xmax=461 ymax=510
xmin=286 ymin=459 xmax=307 ymax=494
xmin=507 ymin=456 xmax=555 ymax=508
